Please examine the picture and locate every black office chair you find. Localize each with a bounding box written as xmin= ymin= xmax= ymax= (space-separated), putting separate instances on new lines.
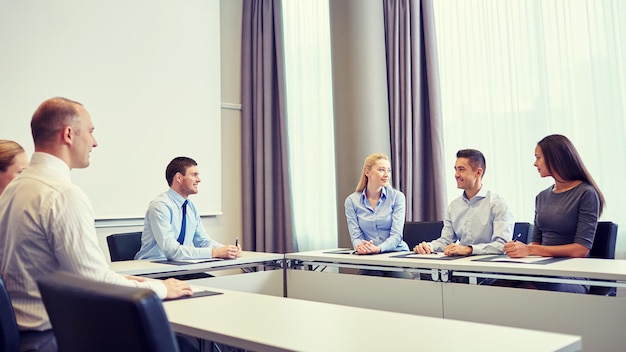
xmin=513 ymin=222 xmax=533 ymax=244
xmin=588 ymin=221 xmax=619 ymax=296
xmin=403 ymin=221 xmax=444 ymax=249
xmin=37 ymin=271 xmax=180 ymax=352
xmin=1 ymin=275 xmax=56 ymax=352
xmin=0 ymin=275 xmax=19 ymax=352
xmin=107 ymin=231 xmax=143 ymax=261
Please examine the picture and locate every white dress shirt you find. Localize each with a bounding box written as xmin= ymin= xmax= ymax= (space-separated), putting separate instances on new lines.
xmin=428 ymin=187 xmax=514 ymax=254
xmin=0 ymin=152 xmax=166 ymax=331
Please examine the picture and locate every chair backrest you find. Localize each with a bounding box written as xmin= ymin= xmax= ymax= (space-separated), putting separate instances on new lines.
xmin=513 ymin=222 xmax=533 ymax=244
xmin=106 ymin=231 xmax=143 ymax=261
xmin=0 ymin=275 xmax=20 ymax=352
xmin=589 ymin=221 xmax=618 ymax=259
xmin=403 ymin=221 xmax=444 ymax=249
xmin=588 ymin=221 xmax=619 ymax=296
xmin=37 ymin=272 xmax=180 ymax=352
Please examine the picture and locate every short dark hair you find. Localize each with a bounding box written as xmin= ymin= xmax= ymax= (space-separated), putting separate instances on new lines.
xmin=456 ymin=149 xmax=486 ymax=176
xmin=165 ymin=157 xmax=197 ymax=186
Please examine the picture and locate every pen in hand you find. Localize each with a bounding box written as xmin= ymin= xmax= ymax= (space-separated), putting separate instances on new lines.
xmin=504 ymin=233 xmax=522 ymax=256
xmin=235 ymin=237 xmax=239 ymax=247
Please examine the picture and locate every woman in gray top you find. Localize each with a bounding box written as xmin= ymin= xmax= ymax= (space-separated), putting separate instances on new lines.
xmin=504 ymin=134 xmax=605 ymax=293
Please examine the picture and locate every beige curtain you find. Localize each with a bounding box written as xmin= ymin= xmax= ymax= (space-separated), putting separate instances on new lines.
xmin=384 ymin=0 xmax=447 ymax=221
xmin=241 ymin=0 xmax=296 ymax=253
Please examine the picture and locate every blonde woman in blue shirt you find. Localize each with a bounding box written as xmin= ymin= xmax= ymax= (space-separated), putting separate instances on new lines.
xmin=345 ymin=153 xmax=409 ymax=276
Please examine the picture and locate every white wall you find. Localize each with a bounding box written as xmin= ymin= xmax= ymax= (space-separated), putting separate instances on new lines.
xmin=96 ymin=0 xmax=243 ymax=260
xmin=0 ymin=0 xmax=223 ymax=220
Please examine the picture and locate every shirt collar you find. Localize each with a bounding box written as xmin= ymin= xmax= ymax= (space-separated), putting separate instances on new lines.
xmin=30 ymin=152 xmax=71 ymax=180
xmin=167 ymin=188 xmax=187 ymax=208
xmin=359 ymin=186 xmax=389 ymax=202
xmin=462 ymin=186 xmax=488 ymax=202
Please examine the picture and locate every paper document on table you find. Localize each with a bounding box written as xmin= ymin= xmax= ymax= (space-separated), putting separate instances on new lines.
xmin=472 ymin=255 xmax=568 ymax=265
xmin=488 ymin=255 xmax=553 ymax=263
xmin=175 ymin=259 xmax=222 ymax=264
xmin=153 ymin=258 xmax=223 ymax=266
xmin=323 ymin=248 xmax=357 ymax=255
xmin=390 ymin=252 xmax=468 ymax=260
xmin=404 ymin=252 xmax=448 ymax=259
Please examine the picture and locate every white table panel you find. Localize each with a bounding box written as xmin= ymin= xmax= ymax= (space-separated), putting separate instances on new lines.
xmin=287 ymin=269 xmax=443 ymax=317
xmin=164 ymin=288 xmax=581 ymax=352
xmin=443 ymin=282 xmax=626 ymax=352
xmin=189 ymin=270 xmax=283 ymax=297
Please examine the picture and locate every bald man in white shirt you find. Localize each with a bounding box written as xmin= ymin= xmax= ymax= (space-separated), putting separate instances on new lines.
xmin=0 ymin=97 xmax=192 ymax=351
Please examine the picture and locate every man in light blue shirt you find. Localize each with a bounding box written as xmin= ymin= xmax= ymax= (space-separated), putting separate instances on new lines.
xmin=414 ymin=149 xmax=514 ymax=256
xmin=135 ymin=157 xmax=240 ymax=260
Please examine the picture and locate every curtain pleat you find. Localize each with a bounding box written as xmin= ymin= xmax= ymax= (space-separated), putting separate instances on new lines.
xmin=384 ymin=0 xmax=447 ymax=221
xmin=241 ymin=0 xmax=296 ymax=253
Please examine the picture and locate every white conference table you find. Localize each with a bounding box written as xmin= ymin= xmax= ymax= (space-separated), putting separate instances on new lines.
xmin=286 ymin=249 xmax=626 ymax=284
xmin=164 ymin=287 xmax=582 ymax=352
xmin=285 ymin=249 xmax=626 ymax=351
xmin=110 ymin=251 xmax=285 ymax=296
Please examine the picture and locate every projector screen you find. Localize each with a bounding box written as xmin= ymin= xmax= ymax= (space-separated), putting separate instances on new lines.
xmin=0 ymin=0 xmax=222 ymax=219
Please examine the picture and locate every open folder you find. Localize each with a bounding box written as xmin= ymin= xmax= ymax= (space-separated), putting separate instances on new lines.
xmin=152 ymin=258 xmax=224 ymax=266
xmin=390 ymin=252 xmax=468 ymax=260
xmin=472 ymin=255 xmax=568 ymax=265
xmin=164 ymin=289 xmax=223 ymax=301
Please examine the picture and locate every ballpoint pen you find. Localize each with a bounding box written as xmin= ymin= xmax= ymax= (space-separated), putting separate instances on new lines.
xmin=235 ymin=237 xmax=239 ymax=247
xmin=504 ymin=233 xmax=522 ymax=255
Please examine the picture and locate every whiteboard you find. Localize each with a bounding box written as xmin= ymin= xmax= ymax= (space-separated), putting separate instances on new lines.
xmin=0 ymin=0 xmax=222 ymax=219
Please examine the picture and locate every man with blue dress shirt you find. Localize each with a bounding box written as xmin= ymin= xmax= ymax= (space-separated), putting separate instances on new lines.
xmin=135 ymin=156 xmax=240 ymax=261
xmin=414 ymin=149 xmax=514 ymax=256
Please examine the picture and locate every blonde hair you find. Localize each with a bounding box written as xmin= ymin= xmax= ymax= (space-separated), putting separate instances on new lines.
xmin=0 ymin=140 xmax=25 ymax=172
xmin=355 ymin=153 xmax=391 ymax=192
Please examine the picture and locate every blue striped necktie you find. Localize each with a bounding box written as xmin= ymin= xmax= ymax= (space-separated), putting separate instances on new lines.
xmin=177 ymin=200 xmax=188 ymax=244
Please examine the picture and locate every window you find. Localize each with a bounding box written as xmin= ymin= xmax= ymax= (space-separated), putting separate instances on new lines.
xmin=282 ymin=0 xmax=337 ymax=251
xmin=434 ymin=1 xmax=626 ymax=255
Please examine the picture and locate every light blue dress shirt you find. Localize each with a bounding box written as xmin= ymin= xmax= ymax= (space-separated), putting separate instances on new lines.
xmin=428 ymin=187 xmax=514 ymax=254
xmin=344 ymin=186 xmax=409 ymax=253
xmin=134 ymin=188 xmax=222 ymax=260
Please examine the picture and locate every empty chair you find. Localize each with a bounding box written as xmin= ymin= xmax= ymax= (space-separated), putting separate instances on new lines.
xmin=512 ymin=222 xmax=533 ymax=244
xmin=37 ymin=271 xmax=180 ymax=352
xmin=588 ymin=221 xmax=619 ymax=296
xmin=402 ymin=221 xmax=444 ymax=249
xmin=106 ymin=231 xmax=143 ymax=261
